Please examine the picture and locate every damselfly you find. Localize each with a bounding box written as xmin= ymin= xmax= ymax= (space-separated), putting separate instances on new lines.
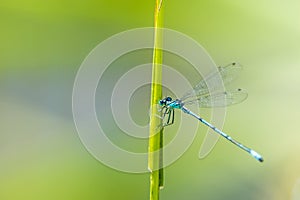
xmin=159 ymin=62 xmax=263 ymax=162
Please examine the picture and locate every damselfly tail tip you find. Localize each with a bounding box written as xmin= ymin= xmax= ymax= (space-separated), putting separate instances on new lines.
xmin=250 ymin=150 xmax=264 ymax=162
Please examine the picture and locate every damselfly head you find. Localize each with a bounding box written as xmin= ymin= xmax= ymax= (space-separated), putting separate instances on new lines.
xmin=159 ymin=96 xmax=172 ymax=106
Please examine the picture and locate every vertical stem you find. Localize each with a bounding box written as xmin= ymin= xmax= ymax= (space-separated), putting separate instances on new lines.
xmin=148 ymin=0 xmax=164 ymax=200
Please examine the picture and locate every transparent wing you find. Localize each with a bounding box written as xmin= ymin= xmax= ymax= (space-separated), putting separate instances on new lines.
xmin=178 ymin=63 xmax=246 ymax=160
xmin=183 ymin=88 xmax=248 ymax=107
xmin=180 ymin=62 xmax=242 ymax=102
xmin=184 ymin=88 xmax=248 ymax=160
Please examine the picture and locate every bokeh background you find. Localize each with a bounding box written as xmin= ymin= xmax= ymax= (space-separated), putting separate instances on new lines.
xmin=1 ymin=0 xmax=300 ymax=199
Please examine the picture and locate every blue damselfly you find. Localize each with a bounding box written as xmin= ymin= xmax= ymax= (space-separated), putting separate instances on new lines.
xmin=159 ymin=62 xmax=263 ymax=162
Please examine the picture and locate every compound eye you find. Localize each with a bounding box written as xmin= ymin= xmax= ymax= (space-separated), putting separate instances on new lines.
xmin=159 ymin=100 xmax=165 ymax=105
xmin=166 ymin=97 xmax=172 ymax=101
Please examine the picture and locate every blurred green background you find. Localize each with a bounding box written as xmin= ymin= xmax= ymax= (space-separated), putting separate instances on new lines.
xmin=1 ymin=0 xmax=300 ymax=199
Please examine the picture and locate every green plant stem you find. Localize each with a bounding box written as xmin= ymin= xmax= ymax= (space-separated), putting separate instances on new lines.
xmin=148 ymin=0 xmax=164 ymax=200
